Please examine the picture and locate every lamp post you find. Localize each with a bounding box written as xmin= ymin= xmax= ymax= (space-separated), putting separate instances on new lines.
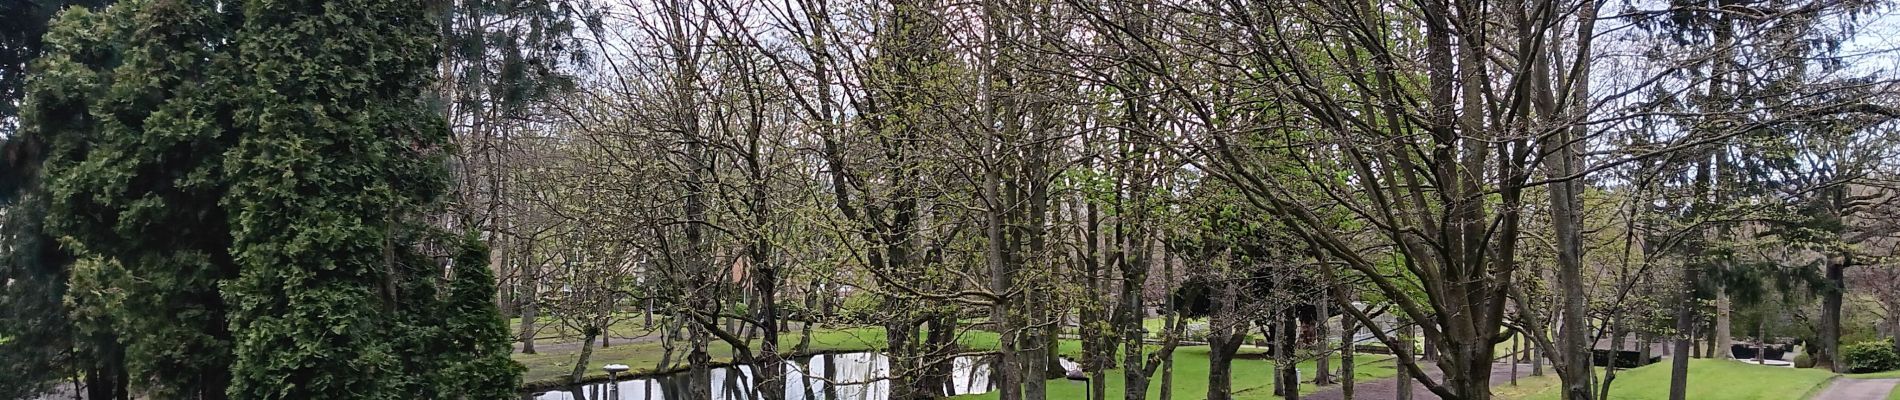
xmin=603 ymin=364 xmax=630 ymax=399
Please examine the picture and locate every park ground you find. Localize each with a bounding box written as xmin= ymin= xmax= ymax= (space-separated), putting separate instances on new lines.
xmin=1491 ymin=359 xmax=1899 ymax=400
xmin=509 ymin=318 xmax=1893 ymax=399
xmin=509 ymin=316 xmax=1400 ymax=397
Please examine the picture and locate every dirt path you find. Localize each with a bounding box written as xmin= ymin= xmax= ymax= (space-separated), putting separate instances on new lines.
xmin=1303 ymin=362 xmax=1526 ymax=400
xmin=1809 ymin=378 xmax=1900 ymax=400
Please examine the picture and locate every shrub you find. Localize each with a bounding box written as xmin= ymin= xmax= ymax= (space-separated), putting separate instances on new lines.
xmin=1842 ymin=341 xmax=1900 ymax=373
xmin=1793 ymin=352 xmax=1815 ymax=368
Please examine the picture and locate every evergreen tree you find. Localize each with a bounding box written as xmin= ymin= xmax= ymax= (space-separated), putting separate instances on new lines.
xmin=0 ymin=0 xmax=111 ymax=137
xmin=439 ymin=233 xmax=528 ymax=398
xmin=0 ymin=4 xmax=116 ymax=396
xmin=222 ymin=0 xmax=517 ymax=397
xmin=0 ymin=175 xmax=80 ymax=400
xmin=24 ymin=2 xmax=237 ymax=397
xmin=15 ymin=0 xmax=520 ymax=397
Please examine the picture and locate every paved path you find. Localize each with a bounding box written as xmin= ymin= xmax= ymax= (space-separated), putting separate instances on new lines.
xmin=1304 ymin=362 xmax=1525 ymax=400
xmin=1809 ymin=378 xmax=1900 ymax=400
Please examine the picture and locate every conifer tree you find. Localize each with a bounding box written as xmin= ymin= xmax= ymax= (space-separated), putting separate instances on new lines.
xmin=222 ymin=0 xmax=492 ymax=397
xmin=19 ymin=0 xmax=520 ymax=397
xmin=29 ymin=2 xmax=239 ymax=397
xmin=439 ymin=233 xmax=528 ymax=398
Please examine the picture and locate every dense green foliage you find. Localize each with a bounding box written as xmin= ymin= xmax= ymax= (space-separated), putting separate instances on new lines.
xmin=0 ymin=2 xmax=114 ymax=397
xmin=220 ymin=0 xmax=519 ymax=397
xmin=0 ymin=0 xmax=110 ymax=137
xmin=439 ymin=234 xmax=529 ymax=398
xmin=0 ymin=184 xmax=80 ymax=399
xmin=1843 ymin=341 xmax=1900 ymax=373
xmin=11 ymin=0 xmax=521 ymax=397
xmin=36 ymin=3 xmax=242 ymax=396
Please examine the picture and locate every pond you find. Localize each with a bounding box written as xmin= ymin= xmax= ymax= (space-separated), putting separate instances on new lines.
xmin=529 ymin=352 xmax=1080 ymax=400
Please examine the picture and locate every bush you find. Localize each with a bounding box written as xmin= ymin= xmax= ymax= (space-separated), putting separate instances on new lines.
xmin=1842 ymin=341 xmax=1900 ymax=373
xmin=1793 ymin=352 xmax=1815 ymax=368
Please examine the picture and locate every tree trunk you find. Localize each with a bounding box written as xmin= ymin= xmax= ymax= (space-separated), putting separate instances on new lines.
xmin=1639 ymin=331 xmax=1653 ymax=364
xmin=1668 ymin=264 xmax=1696 ymax=400
xmin=1599 ymin=321 xmax=1625 ymax=400
xmin=1819 ymin=257 xmax=1845 ymax=372
xmin=986 ymin=162 xmax=1022 ymax=400
xmin=1532 ymin=338 xmax=1545 ymax=377
xmin=1511 ymin=335 xmax=1520 ymax=386
xmin=798 ymin=281 xmax=818 ymax=353
xmin=921 ymin=314 xmax=958 ymax=397
xmin=1315 ymin=281 xmax=1334 ymax=386
xmin=1341 ymin=310 xmax=1357 ymax=399
xmin=1206 ymin=331 xmax=1244 ymax=400
xmin=823 ymin=352 xmax=839 ymax=399
xmin=1121 ymin=256 xmax=1150 ymax=400
xmin=751 ymin=183 xmax=785 ymax=400
xmin=1160 ymin=336 xmax=1175 ymax=400
xmin=569 ymin=328 xmax=599 ymax=384
xmin=1208 ymin=275 xmax=1243 ymax=400
xmin=1691 ymin=332 xmax=1701 ymax=359
xmin=1703 ymin=327 xmax=1716 ymax=359
xmin=1278 ymin=312 xmax=1301 ymax=400
xmin=84 ymin=340 xmax=130 ymax=400
xmin=1397 ymin=320 xmax=1413 ymax=400
xmin=1025 ymin=331 xmax=1050 ymax=400
xmin=1715 ymin=292 xmax=1732 ymax=359
xmin=1156 ymin=237 xmax=1179 ymax=400
xmin=689 ymin=322 xmax=713 ymax=400
xmin=518 ymin=262 xmax=540 ymax=354
xmin=1544 ymin=76 xmax=1595 ymax=400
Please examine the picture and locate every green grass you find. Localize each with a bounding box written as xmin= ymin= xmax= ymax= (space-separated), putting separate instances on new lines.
xmin=510 ymin=314 xmax=660 ymax=342
xmin=950 ymin=338 xmax=1396 ymax=400
xmin=1498 ymin=359 xmax=1836 ymax=400
xmin=513 ymin=326 xmax=891 ymax=388
xmin=515 ymin=323 xmax=1400 ymax=399
xmin=1847 ymin=370 xmax=1900 ymax=379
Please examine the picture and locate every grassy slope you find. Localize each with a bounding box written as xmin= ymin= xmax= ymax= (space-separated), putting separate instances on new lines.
xmin=1497 ymin=359 xmax=1835 ymax=400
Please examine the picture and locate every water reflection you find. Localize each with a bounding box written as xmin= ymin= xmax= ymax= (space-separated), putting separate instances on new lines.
xmin=529 ymin=352 xmax=1000 ymax=400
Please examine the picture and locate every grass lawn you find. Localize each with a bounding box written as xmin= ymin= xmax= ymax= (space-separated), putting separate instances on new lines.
xmin=515 ymin=323 xmax=1400 ymax=399
xmin=1496 ymin=359 xmax=1836 ymax=400
xmin=1847 ymin=370 xmax=1900 ymax=379
xmin=513 ymin=326 xmax=892 ymax=388
xmin=510 ymin=314 xmax=662 ymax=342
xmin=950 ymin=337 xmax=1397 ymax=400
